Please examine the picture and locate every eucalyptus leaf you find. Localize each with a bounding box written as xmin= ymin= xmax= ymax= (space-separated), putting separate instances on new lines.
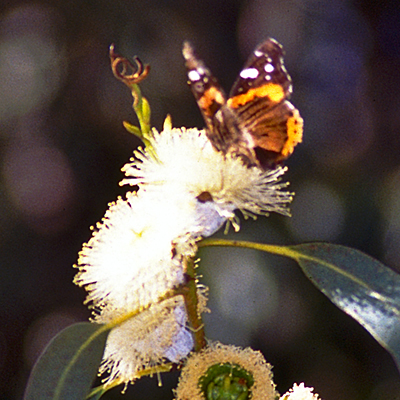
xmin=24 ymin=322 xmax=110 ymax=400
xmin=200 ymin=239 xmax=400 ymax=373
xmin=287 ymin=243 xmax=400 ymax=371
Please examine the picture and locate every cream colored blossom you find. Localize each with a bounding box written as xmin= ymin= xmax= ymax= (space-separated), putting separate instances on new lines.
xmin=75 ymin=126 xmax=292 ymax=312
xmin=74 ymin=124 xmax=293 ymax=387
xmin=74 ymin=191 xmax=194 ymax=311
xmin=96 ymin=296 xmax=195 ymax=385
xmin=175 ymin=342 xmax=277 ymax=400
xmin=74 ymin=190 xmax=203 ymax=385
xmin=122 ymin=127 xmax=292 ymax=236
xmin=280 ymin=383 xmax=322 ymax=400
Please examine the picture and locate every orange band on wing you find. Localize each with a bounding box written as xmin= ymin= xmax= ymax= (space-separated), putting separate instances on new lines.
xmin=227 ymin=83 xmax=285 ymax=108
xmin=199 ymin=86 xmax=225 ymax=115
xmin=281 ymin=108 xmax=303 ymax=157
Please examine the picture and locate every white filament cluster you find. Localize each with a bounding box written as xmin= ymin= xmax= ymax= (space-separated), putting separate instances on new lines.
xmin=74 ymin=125 xmax=293 ymax=385
xmin=280 ymin=383 xmax=322 ymax=400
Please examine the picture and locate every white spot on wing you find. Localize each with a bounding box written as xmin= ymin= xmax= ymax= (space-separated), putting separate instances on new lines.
xmin=286 ymin=102 xmax=294 ymax=110
xmin=264 ymin=63 xmax=274 ymax=73
xmin=240 ymin=67 xmax=259 ymax=79
xmin=254 ymin=49 xmax=263 ymax=57
xmin=188 ymin=70 xmax=201 ymax=82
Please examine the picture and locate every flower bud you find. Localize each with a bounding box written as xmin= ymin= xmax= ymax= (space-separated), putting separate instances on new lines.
xmin=175 ymin=342 xmax=277 ymax=400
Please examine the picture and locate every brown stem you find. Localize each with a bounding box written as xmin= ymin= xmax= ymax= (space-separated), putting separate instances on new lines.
xmin=180 ymin=256 xmax=206 ymax=352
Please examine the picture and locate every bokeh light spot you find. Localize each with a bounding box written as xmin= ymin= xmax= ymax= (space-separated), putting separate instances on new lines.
xmin=287 ymin=181 xmax=345 ymax=241
xmin=2 ymin=143 xmax=77 ymax=232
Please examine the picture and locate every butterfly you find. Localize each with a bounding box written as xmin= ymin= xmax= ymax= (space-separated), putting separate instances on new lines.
xmin=183 ymin=39 xmax=303 ymax=169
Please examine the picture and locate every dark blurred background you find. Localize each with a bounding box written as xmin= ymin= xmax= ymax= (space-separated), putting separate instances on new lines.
xmin=1 ymin=0 xmax=400 ymax=399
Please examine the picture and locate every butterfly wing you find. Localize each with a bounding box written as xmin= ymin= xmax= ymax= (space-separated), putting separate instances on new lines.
xmin=183 ymin=42 xmax=256 ymax=157
xmin=182 ymin=42 xmax=230 ymax=149
xmin=183 ymin=39 xmax=302 ymax=168
xmin=227 ymin=38 xmax=303 ymax=167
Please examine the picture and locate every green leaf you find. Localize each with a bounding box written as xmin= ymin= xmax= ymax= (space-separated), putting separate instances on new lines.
xmin=140 ymin=96 xmax=151 ymax=134
xmin=87 ymin=385 xmax=109 ymax=400
xmin=200 ymin=239 xmax=400 ymax=373
xmin=287 ymin=243 xmax=400 ymax=371
xmin=123 ymin=121 xmax=142 ymax=137
xmin=24 ymin=322 xmax=110 ymax=400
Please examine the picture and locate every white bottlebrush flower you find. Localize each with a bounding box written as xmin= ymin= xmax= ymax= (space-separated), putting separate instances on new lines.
xmin=74 ymin=191 xmax=195 ymax=311
xmin=74 ymin=187 xmax=207 ymax=385
xmin=74 ymin=123 xmax=293 ymax=387
xmin=280 ymin=383 xmax=322 ymax=400
xmin=96 ymin=296 xmax=196 ymax=385
xmin=121 ymin=126 xmax=293 ymax=236
xmin=75 ymin=125 xmax=292 ymax=312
